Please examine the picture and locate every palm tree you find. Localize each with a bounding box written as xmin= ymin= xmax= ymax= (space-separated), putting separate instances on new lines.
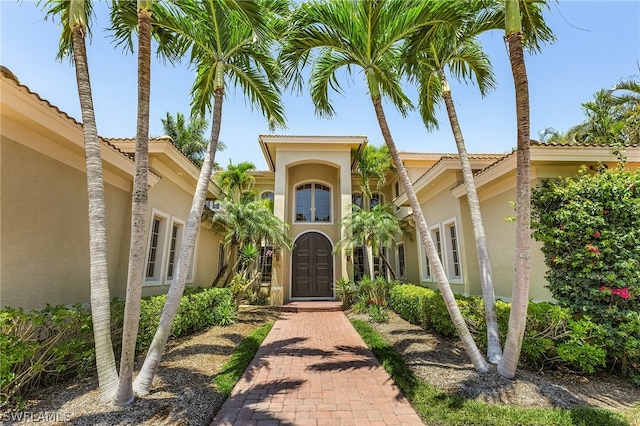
xmin=497 ymin=0 xmax=537 ymax=380
xmin=161 ymin=112 xmax=208 ymax=165
xmin=161 ymin=111 xmax=228 ymax=167
xmin=40 ymin=0 xmax=118 ymax=401
xmin=108 ymin=0 xmax=154 ymax=406
xmin=336 ymin=204 xmax=401 ymax=280
xmin=538 ymin=127 xmax=567 ymax=143
xmin=353 ymin=144 xmax=393 ymax=208
xmin=567 ymin=78 xmax=640 ymax=149
xmin=208 ymin=197 xmax=292 ymax=294
xmin=216 ymin=160 xmax=257 ymax=201
xmin=108 ymin=0 xmax=190 ymax=404
xmin=403 ymin=5 xmax=502 ymax=363
xmin=133 ymin=0 xmax=286 ymax=395
xmin=281 ymin=0 xmax=489 ymax=373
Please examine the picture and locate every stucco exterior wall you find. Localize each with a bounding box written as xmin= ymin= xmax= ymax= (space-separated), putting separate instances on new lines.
xmin=478 ymin=173 xmax=553 ymax=302
xmin=1 ymin=137 xmax=131 ymax=309
xmin=413 ymin=173 xmax=468 ymax=294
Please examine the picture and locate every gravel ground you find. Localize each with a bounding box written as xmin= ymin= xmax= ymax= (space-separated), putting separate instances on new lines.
xmin=2 ymin=306 xmax=639 ymax=425
xmin=1 ymin=306 xmax=280 ymax=426
xmin=348 ymin=310 xmax=640 ymax=411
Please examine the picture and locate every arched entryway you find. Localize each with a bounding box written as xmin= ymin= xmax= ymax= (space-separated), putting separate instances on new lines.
xmin=291 ymin=232 xmax=334 ymax=298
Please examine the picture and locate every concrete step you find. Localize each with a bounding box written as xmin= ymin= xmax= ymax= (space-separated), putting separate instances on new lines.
xmin=278 ymin=301 xmax=344 ymax=313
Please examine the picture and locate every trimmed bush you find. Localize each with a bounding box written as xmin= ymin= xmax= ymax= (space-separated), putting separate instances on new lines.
xmin=388 ymin=284 xmax=616 ymax=377
xmin=1 ymin=286 xmax=235 ymax=407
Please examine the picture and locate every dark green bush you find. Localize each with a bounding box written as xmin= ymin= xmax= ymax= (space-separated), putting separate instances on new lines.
xmin=532 ymin=166 xmax=640 ymax=378
xmin=1 ymin=286 xmax=234 ymax=407
xmin=388 ymin=284 xmax=618 ymax=377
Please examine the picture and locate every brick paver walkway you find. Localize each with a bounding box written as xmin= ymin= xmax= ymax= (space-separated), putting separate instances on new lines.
xmin=211 ymin=307 xmax=424 ymax=425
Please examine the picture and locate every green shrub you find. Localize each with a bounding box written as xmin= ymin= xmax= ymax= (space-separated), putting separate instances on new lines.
xmin=532 ymin=166 xmax=640 ymax=376
xmin=334 ymin=278 xmax=356 ymax=308
xmin=1 ymin=286 xmax=234 ymax=407
xmin=388 ymin=284 xmax=623 ymax=378
xmin=0 ymin=305 xmax=94 ymax=407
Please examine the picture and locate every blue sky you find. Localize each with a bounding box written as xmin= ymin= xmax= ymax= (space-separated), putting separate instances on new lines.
xmin=1 ymin=1 xmax=639 ymax=170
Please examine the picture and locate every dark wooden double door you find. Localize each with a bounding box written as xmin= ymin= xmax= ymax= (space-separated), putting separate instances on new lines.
xmin=292 ymin=232 xmax=333 ymax=298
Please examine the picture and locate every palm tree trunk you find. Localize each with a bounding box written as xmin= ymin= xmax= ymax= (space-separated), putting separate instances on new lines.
xmin=218 ymin=243 xmax=241 ymax=287
xmin=441 ymin=77 xmax=502 ymax=364
xmin=371 ymin=96 xmax=489 ymax=373
xmin=113 ymin=5 xmax=152 ymax=406
xmin=71 ymin=26 xmax=119 ymax=402
xmin=234 ymin=272 xmax=262 ymax=307
xmin=378 ymin=250 xmax=397 ymax=280
xmin=498 ymin=1 xmax=532 ymax=379
xmin=133 ymin=87 xmax=224 ymax=395
xmin=365 ymin=244 xmax=375 ymax=279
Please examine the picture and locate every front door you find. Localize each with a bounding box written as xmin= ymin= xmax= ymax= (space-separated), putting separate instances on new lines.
xmin=292 ymin=232 xmax=333 ymax=298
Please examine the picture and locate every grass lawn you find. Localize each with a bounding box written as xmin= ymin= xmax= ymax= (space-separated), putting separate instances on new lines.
xmin=351 ymin=319 xmax=639 ymax=426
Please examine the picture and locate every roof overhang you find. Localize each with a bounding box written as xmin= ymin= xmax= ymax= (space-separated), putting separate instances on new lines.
xmin=258 ymin=135 xmax=367 ymax=172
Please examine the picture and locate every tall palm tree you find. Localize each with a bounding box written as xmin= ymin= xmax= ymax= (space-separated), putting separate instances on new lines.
xmin=403 ymin=6 xmax=502 ymax=363
xmin=108 ymin=0 xmax=153 ymax=406
xmin=216 ymin=160 xmax=257 ymax=201
xmin=40 ymin=0 xmax=119 ymax=401
xmin=336 ymin=204 xmax=401 ymax=280
xmin=281 ymin=0 xmax=489 ymax=373
xmin=497 ymin=0 xmax=536 ymax=380
xmin=108 ymin=0 xmax=189 ymax=404
xmin=133 ymin=0 xmax=286 ymax=395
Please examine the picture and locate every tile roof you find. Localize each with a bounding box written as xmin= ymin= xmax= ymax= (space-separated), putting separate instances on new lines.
xmin=2 ymin=66 xmax=132 ymax=160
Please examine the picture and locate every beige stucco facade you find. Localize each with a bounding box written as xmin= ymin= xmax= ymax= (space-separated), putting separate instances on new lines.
xmin=1 ymin=70 xmax=222 ymax=309
xmin=3 ymin=67 xmax=639 ymax=309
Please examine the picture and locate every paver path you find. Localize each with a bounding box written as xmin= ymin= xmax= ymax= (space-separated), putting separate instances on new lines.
xmin=211 ymin=310 xmax=424 ymax=425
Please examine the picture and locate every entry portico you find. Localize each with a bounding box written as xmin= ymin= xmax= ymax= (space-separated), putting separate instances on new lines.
xmin=257 ymin=135 xmax=367 ymax=303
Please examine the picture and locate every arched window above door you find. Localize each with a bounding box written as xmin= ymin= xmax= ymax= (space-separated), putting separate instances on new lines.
xmin=295 ymin=183 xmax=331 ymax=222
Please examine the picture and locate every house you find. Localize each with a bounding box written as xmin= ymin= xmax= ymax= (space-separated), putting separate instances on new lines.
xmin=1 ymin=68 xmax=222 ymax=309
xmin=2 ymin=68 xmax=639 ymax=309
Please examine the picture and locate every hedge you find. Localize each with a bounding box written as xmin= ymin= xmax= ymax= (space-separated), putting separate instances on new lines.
xmin=1 ymin=286 xmax=235 ymax=407
xmin=388 ymin=284 xmax=638 ymax=380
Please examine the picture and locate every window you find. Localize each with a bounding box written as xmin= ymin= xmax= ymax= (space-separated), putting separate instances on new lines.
xmin=145 ymin=211 xmax=193 ymax=285
xmin=446 ymin=223 xmax=462 ymax=279
xmin=397 ymin=243 xmax=406 ymax=278
xmin=353 ymin=246 xmax=365 ymax=282
xmin=352 ymin=192 xmax=363 ymax=210
xmin=165 ymin=219 xmax=186 ymax=282
xmin=145 ymin=210 xmax=170 ymax=283
xmin=370 ymin=192 xmax=383 ymax=209
xmin=373 ymin=247 xmax=388 ymax=278
xmin=261 ymin=191 xmax=274 ymax=212
xmin=259 ymin=246 xmax=273 ymax=284
xmin=166 ymin=224 xmax=179 ymax=280
xmin=420 ymin=220 xmax=463 ymax=283
xmin=433 ymin=228 xmax=443 ymax=262
xmin=146 ymin=218 xmax=163 ymax=279
xmin=295 ymin=183 xmax=331 ymax=222
xmin=217 ymin=242 xmax=226 ymax=274
xmin=422 ymin=252 xmax=432 ymax=280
